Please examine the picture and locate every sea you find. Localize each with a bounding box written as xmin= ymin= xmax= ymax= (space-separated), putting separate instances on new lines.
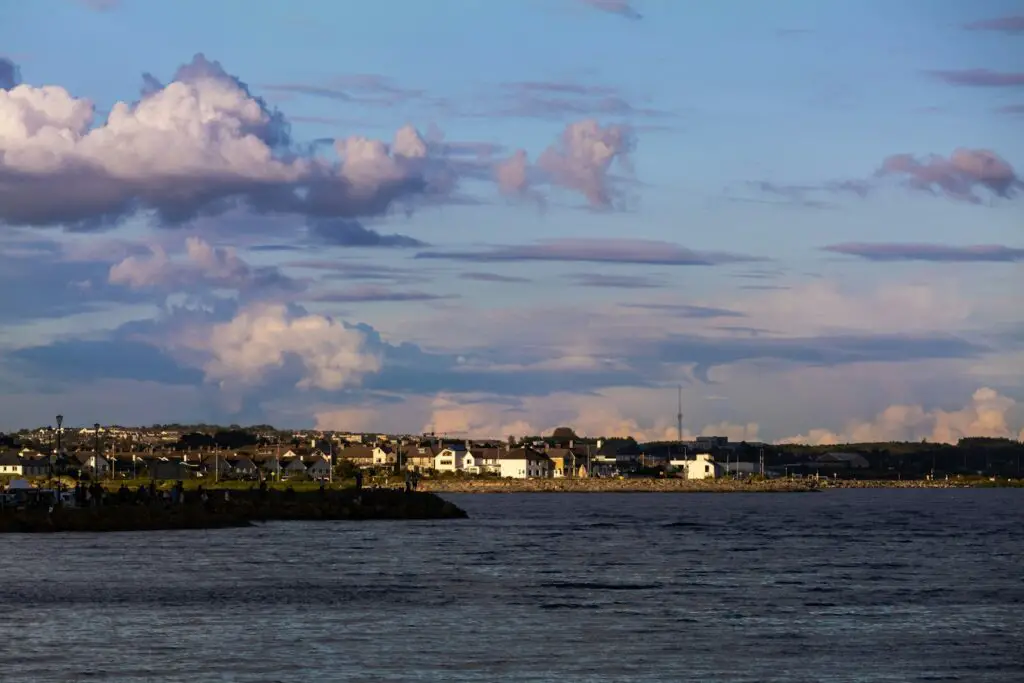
xmin=2 ymin=489 xmax=1022 ymax=683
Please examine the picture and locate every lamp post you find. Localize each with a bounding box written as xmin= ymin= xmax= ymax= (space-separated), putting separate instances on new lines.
xmin=55 ymin=415 xmax=63 ymax=481
xmin=94 ymin=423 xmax=103 ymax=481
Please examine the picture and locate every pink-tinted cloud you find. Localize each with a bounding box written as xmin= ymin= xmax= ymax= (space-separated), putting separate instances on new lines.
xmin=824 ymin=243 xmax=1024 ymax=263
xmin=877 ymin=148 xmax=1021 ymax=202
xmin=538 ymin=119 xmax=634 ymax=208
xmin=928 ymin=69 xmax=1024 ymax=87
xmin=962 ymin=16 xmax=1024 ymax=34
xmin=0 ymin=54 xmax=457 ymax=229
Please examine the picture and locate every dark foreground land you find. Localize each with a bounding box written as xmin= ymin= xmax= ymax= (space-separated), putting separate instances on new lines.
xmin=0 ymin=487 xmax=468 ymax=533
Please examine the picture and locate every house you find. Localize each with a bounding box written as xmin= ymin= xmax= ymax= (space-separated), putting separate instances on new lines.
xmin=0 ymin=451 xmax=24 ymax=476
xmin=434 ymin=444 xmax=467 ymax=473
xmin=546 ymin=448 xmax=577 ymax=477
xmin=201 ymin=454 xmax=233 ymax=479
xmin=78 ymin=453 xmax=110 ymax=476
xmin=306 ymin=455 xmax=332 ymax=479
xmin=229 ymin=456 xmax=259 ymax=479
xmin=670 ymin=453 xmax=719 ymax=480
xmin=499 ymin=447 xmax=553 ymax=479
xmin=262 ymin=457 xmax=283 ymax=479
xmin=22 ymin=456 xmax=50 ymax=477
xmin=401 ymin=444 xmax=437 ymax=471
xmin=340 ymin=445 xmax=374 ymax=468
xmin=372 ymin=445 xmax=397 ymax=467
xmin=468 ymin=447 xmax=501 ymax=474
xmin=284 ymin=458 xmax=308 ymax=478
xmin=143 ymin=457 xmax=190 ymax=481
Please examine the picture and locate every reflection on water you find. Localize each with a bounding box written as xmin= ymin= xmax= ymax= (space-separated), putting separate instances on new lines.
xmin=2 ymin=489 xmax=1022 ymax=682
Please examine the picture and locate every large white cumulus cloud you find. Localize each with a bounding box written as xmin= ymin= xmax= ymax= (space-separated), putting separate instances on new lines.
xmin=174 ymin=303 xmax=382 ymax=391
xmin=0 ymin=54 xmax=447 ymax=229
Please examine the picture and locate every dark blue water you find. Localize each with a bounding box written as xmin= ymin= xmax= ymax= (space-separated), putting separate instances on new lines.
xmin=2 ymin=489 xmax=1022 ymax=682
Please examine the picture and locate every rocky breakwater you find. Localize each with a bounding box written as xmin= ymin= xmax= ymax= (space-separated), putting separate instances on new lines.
xmin=0 ymin=488 xmax=468 ymax=534
xmin=420 ymin=477 xmax=819 ymax=493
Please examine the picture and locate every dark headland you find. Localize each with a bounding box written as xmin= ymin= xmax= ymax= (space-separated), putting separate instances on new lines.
xmin=0 ymin=487 xmax=467 ymax=534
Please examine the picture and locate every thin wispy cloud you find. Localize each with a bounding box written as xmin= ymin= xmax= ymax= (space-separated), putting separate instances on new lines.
xmin=580 ymin=0 xmax=642 ymax=21
xmin=928 ymin=69 xmax=1024 ymax=88
xmin=962 ymin=16 xmax=1024 ymax=34
xmin=823 ymin=243 xmax=1024 ymax=263
xmin=415 ymin=239 xmax=762 ymax=266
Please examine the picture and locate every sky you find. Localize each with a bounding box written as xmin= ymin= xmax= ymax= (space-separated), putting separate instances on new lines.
xmin=0 ymin=0 xmax=1022 ymax=443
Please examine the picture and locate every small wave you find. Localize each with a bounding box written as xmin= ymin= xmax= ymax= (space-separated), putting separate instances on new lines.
xmin=540 ymin=581 xmax=662 ymax=591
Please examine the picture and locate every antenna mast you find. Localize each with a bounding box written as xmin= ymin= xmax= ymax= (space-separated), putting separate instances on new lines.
xmin=676 ymin=385 xmax=683 ymax=444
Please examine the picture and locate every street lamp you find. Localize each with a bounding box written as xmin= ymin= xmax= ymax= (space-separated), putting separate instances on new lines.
xmin=94 ymin=424 xmax=103 ymax=481
xmin=55 ymin=415 xmax=63 ymax=480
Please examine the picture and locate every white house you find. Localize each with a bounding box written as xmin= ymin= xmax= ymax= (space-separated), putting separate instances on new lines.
xmin=670 ymin=453 xmax=719 ymax=480
xmin=434 ymin=444 xmax=467 ymax=473
xmin=499 ymin=448 xmax=553 ymax=479
xmin=81 ymin=454 xmax=111 ymax=476
xmin=0 ymin=452 xmax=24 ymax=476
xmin=306 ymin=455 xmax=332 ymax=479
xmin=461 ymin=447 xmax=501 ymax=475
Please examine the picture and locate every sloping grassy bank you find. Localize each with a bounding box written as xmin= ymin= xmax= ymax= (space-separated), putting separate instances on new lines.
xmin=419 ymin=477 xmax=822 ymax=493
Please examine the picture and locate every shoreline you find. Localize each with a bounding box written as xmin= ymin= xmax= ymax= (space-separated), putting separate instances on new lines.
xmin=418 ymin=477 xmax=1021 ymax=494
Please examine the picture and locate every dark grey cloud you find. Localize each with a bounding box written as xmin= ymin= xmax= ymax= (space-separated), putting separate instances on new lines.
xmin=823 ymin=243 xmax=1024 ymax=263
xmin=567 ymin=273 xmax=663 ymax=289
xmin=636 ymin=332 xmax=987 ymax=382
xmin=0 ymin=57 xmax=20 ymax=89
xmin=622 ymin=303 xmax=746 ymax=319
xmin=416 ymin=239 xmax=762 ymax=266
xmin=963 ymin=16 xmax=1024 ymax=34
xmin=459 ymin=272 xmax=532 ymax=283
xmin=10 ymin=340 xmax=203 ymax=385
xmin=581 ymin=0 xmax=642 ymax=21
xmin=307 ymin=219 xmax=426 ymax=248
xmin=996 ymin=104 xmax=1024 ymax=115
xmin=290 ymin=260 xmax=423 ymax=284
xmin=928 ymin=69 xmax=1024 ymax=87
xmin=0 ymin=249 xmax=151 ymax=322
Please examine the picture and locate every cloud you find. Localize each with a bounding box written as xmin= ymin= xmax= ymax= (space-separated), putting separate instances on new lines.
xmin=823 ymin=243 xmax=1024 ymax=263
xmin=0 ymin=57 xmax=20 ymax=90
xmin=780 ymin=387 xmax=1024 ymax=445
xmin=415 ymin=238 xmax=760 ymax=266
xmin=877 ymin=148 xmax=1021 ymax=202
xmin=75 ymin=0 xmax=119 ymax=10
xmin=262 ymin=75 xmax=426 ymax=108
xmin=928 ymin=69 xmax=1024 ymax=87
xmin=306 ymin=219 xmax=426 ymax=247
xmin=537 ymin=119 xmax=634 ymax=208
xmin=621 ymin=303 xmax=746 ymax=319
xmin=962 ymin=16 xmax=1024 ymax=34
xmin=305 ymin=287 xmax=451 ymax=304
xmin=172 ymin=303 xmax=382 ymax=390
xmin=458 ymin=272 xmax=532 ymax=284
xmin=492 ymin=81 xmax=667 ymax=120
xmin=0 ymin=54 xmax=456 ymax=229
xmin=996 ymin=104 xmax=1024 ymax=115
xmin=580 ymin=0 xmax=642 ymax=21
xmin=566 ymin=273 xmax=663 ymax=289
xmin=108 ymin=236 xmax=301 ymax=294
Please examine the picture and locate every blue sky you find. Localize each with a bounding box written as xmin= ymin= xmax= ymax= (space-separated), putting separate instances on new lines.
xmin=0 ymin=0 xmax=1022 ymax=442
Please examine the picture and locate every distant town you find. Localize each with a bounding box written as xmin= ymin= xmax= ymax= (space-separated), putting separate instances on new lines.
xmin=1 ymin=420 xmax=1021 ymax=483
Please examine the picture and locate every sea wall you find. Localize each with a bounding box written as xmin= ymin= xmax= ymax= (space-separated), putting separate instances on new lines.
xmin=0 ymin=488 xmax=467 ymax=533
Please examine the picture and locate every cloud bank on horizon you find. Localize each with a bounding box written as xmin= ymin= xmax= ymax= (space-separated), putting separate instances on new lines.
xmin=0 ymin=1 xmax=1021 ymax=444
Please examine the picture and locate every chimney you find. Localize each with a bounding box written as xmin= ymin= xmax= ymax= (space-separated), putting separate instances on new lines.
xmin=569 ymin=439 xmax=574 ymax=450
